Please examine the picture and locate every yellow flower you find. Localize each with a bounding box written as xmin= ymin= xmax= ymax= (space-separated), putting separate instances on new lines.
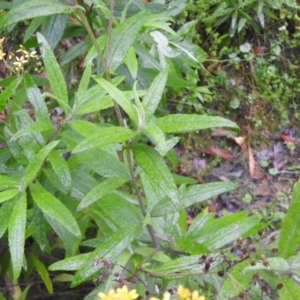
xmin=189 ymin=290 xmax=205 ymax=300
xmin=115 ymin=286 xmax=139 ymax=300
xmin=0 ymin=49 xmax=5 ymax=60
xmin=177 ymin=285 xmax=191 ymax=299
xmin=150 ymin=292 xmax=171 ymax=300
xmin=13 ymin=56 xmax=28 ymax=67
xmin=98 ymin=289 xmax=117 ymax=300
xmin=16 ymin=44 xmax=27 ymax=54
xmin=25 ymin=50 xmax=37 ymax=59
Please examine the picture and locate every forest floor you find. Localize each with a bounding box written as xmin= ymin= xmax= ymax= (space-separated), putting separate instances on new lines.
xmin=173 ymin=103 xmax=300 ymax=225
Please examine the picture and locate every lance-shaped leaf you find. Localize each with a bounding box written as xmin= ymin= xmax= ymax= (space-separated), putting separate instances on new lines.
xmin=0 ymin=189 xmax=19 ymax=204
xmin=151 ymin=182 xmax=237 ymax=216
xmin=37 ymin=33 xmax=69 ymax=114
xmin=61 ymin=40 xmax=92 ymax=66
xmin=203 ymin=214 xmax=261 ymax=251
xmin=93 ymin=77 xmax=138 ymax=125
xmin=108 ymin=10 xmax=150 ymax=71
xmin=8 ymin=194 xmax=27 ymax=279
xmin=72 ymin=127 xmax=135 ymax=153
xmin=12 ymin=120 xmax=54 ymax=140
xmin=29 ymin=253 xmax=53 ymax=294
xmin=124 ymin=46 xmax=138 ymax=80
xmin=49 ymin=253 xmax=90 ymax=271
xmin=218 ymin=259 xmax=252 ymax=299
xmin=71 ymin=225 xmax=142 ymax=287
xmin=0 ymin=0 xmax=78 ymax=30
xmin=41 ymin=14 xmax=68 ymax=50
xmin=130 ymin=144 xmax=180 ymax=210
xmin=279 ymin=178 xmax=300 ymax=258
xmin=77 ymin=177 xmax=128 ymax=211
xmin=0 ymin=200 xmax=15 ymax=239
xmin=149 ymin=255 xmax=207 ymax=275
xmin=154 ymin=114 xmax=239 ymax=133
xmin=143 ymin=67 xmax=168 ymax=122
xmin=0 ymin=175 xmax=19 ymax=190
xmin=24 ymin=73 xmax=49 ymax=121
xmin=30 ymin=183 xmax=81 ymax=238
xmin=48 ymin=150 xmax=72 ymax=192
xmin=0 ymin=76 xmax=22 ymax=111
xmin=21 ymin=141 xmax=59 ymax=191
xmin=44 ymin=214 xmax=81 ymax=257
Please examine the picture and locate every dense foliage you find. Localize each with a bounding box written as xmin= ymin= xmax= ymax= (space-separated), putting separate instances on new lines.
xmin=0 ymin=1 xmax=300 ymax=299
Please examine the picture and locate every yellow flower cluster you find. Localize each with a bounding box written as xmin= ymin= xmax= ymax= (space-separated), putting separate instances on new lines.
xmin=150 ymin=285 xmax=205 ymax=300
xmin=97 ymin=285 xmax=205 ymax=300
xmin=0 ymin=37 xmax=37 ymax=73
xmin=98 ymin=286 xmax=139 ymax=300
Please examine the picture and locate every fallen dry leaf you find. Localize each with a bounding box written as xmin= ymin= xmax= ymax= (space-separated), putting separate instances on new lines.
xmin=200 ymin=147 xmax=234 ymax=160
xmin=248 ymin=146 xmax=255 ymax=177
xmin=234 ymin=136 xmax=246 ymax=146
xmin=211 ymin=129 xmax=236 ymax=138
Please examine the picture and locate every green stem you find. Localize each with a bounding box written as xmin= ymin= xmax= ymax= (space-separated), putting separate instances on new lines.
xmin=75 ymin=2 xmax=159 ymax=248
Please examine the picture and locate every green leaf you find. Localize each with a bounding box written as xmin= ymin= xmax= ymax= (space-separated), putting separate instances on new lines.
xmin=0 ymin=175 xmax=20 ymax=190
xmin=49 ymin=253 xmax=90 ymax=271
xmin=75 ymin=147 xmax=129 ymax=179
xmin=134 ymin=247 xmax=171 ymax=263
xmin=4 ymin=127 xmax=28 ymax=166
xmin=24 ymin=73 xmax=49 ymax=121
xmin=0 ymin=0 xmax=78 ymax=30
xmin=77 ymin=177 xmax=128 ymax=211
xmin=72 ymin=127 xmax=135 ymax=153
xmin=90 ymin=193 xmax=143 ymax=228
xmin=279 ymin=178 xmax=300 ymax=258
xmin=149 ymin=255 xmax=204 ymax=274
xmin=93 ymin=77 xmax=138 ymax=125
xmin=29 ymin=206 xmax=49 ymax=252
xmin=244 ymin=257 xmax=289 ymax=273
xmin=191 ymin=211 xmax=248 ymax=240
xmin=0 ymin=189 xmax=19 ymax=204
xmin=37 ymin=32 xmax=69 ymax=114
xmin=108 ymin=10 xmax=150 ymax=71
xmin=187 ymin=214 xmax=211 ymax=238
xmin=29 ymin=253 xmax=53 ymax=294
xmin=60 ymin=40 xmax=92 ymax=66
xmin=48 ymin=150 xmax=72 ymax=192
xmin=218 ymin=259 xmax=253 ymax=299
xmin=154 ymin=114 xmax=239 ymax=133
xmin=77 ymin=63 xmax=92 ymax=96
xmin=21 ymin=140 xmax=59 ymax=191
xmin=44 ymin=214 xmax=81 ymax=257
xmin=0 ymin=2 xmax=12 ymax=10
xmin=151 ymin=182 xmax=237 ymax=216
xmin=0 ymin=199 xmax=15 ymax=239
xmin=130 ymin=144 xmax=180 ymax=210
xmin=12 ymin=120 xmax=54 ymax=140
xmin=41 ymin=14 xmax=68 ymax=50
xmin=124 ymin=46 xmax=138 ymax=80
xmin=76 ymin=95 xmax=113 ymax=115
xmin=8 ymin=194 xmax=27 ymax=279
xmin=203 ymin=214 xmax=261 ymax=251
xmin=143 ymin=67 xmax=168 ymax=122
xmin=30 ymin=182 xmax=81 ymax=237
xmin=0 ymin=76 xmax=23 ymax=111
xmin=71 ymin=225 xmax=142 ymax=287
xmin=175 ymin=237 xmax=209 ymax=255
xmin=279 ymin=276 xmax=300 ymax=299
xmin=24 ymin=16 xmax=44 ymax=42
